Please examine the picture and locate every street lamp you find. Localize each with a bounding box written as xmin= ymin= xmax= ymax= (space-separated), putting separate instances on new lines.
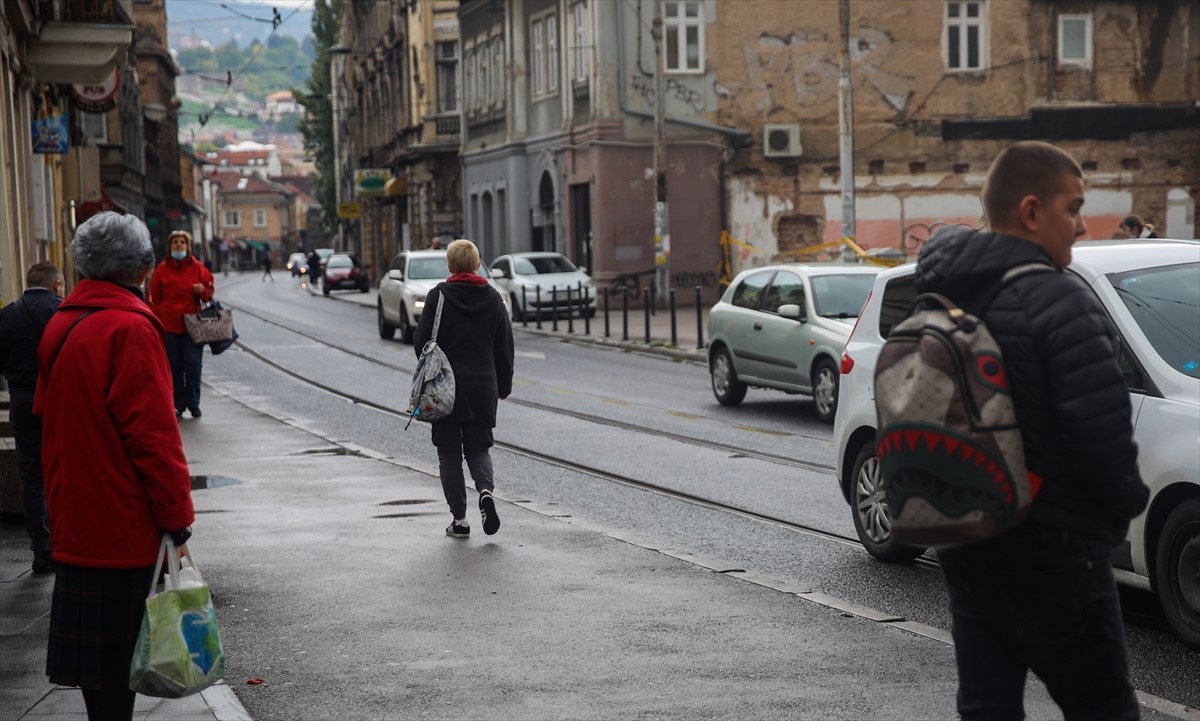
xmin=329 ymin=44 xmax=351 ymax=252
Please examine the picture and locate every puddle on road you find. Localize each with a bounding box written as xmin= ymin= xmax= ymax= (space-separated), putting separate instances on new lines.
xmin=190 ymin=475 xmax=240 ymax=490
xmin=293 ymin=447 xmax=360 ymax=457
xmin=377 ymin=499 xmax=437 ymax=506
xmin=372 ymin=512 xmax=440 ymax=519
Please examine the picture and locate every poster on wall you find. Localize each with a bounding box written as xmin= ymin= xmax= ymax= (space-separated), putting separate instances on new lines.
xmin=33 ymin=112 xmax=69 ymax=154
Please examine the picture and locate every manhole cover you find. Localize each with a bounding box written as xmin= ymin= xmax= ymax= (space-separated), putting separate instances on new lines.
xmin=190 ymin=475 xmax=240 ymax=490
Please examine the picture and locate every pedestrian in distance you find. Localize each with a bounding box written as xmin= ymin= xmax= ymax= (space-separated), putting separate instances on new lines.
xmin=413 ymin=239 xmax=514 ymax=538
xmin=1119 ymin=213 xmax=1158 ymax=239
xmin=306 ymin=248 xmax=322 ymax=288
xmin=0 ymin=261 xmax=65 ymax=573
xmin=149 ymin=229 xmax=215 ymax=419
xmin=912 ymin=141 xmax=1149 ymax=720
xmin=261 ymin=251 xmax=274 ymax=281
xmin=35 ymin=212 xmax=195 ymax=721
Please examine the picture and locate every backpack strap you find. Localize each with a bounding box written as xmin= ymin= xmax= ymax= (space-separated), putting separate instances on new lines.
xmin=47 ymin=309 xmax=102 ymax=376
xmin=431 ymin=290 xmax=445 ymax=343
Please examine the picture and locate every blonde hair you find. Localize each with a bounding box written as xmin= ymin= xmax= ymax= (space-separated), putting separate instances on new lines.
xmin=446 ymin=238 xmax=480 ymax=274
xmin=167 ymin=230 xmax=193 ymax=249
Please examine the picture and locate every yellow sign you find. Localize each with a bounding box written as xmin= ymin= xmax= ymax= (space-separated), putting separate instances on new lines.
xmin=337 ymin=202 xmax=361 ymax=219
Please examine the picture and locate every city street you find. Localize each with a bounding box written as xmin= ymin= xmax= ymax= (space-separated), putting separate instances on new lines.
xmin=3 ymin=271 xmax=1197 ymax=720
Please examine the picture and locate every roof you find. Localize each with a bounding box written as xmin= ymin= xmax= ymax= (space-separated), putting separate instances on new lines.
xmin=208 ymin=170 xmax=293 ymax=196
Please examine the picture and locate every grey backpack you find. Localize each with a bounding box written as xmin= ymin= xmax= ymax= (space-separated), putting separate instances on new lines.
xmin=406 ymin=292 xmax=456 ymax=428
xmin=873 ymin=263 xmax=1054 ymax=547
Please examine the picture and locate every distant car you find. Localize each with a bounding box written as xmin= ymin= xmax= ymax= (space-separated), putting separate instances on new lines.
xmin=705 ymin=263 xmax=882 ymax=422
xmin=489 ymin=252 xmax=596 ymax=321
xmin=832 ymin=239 xmax=1200 ymax=649
xmin=377 ymin=249 xmax=511 ymax=343
xmin=287 ymin=252 xmax=308 ymax=277
xmin=321 ymin=252 xmax=369 ymax=295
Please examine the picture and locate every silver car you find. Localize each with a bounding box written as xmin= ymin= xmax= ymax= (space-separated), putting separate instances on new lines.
xmin=489 ymin=252 xmax=596 ymax=321
xmin=377 ymin=250 xmax=509 ymax=343
xmin=706 ymin=263 xmax=882 ymax=422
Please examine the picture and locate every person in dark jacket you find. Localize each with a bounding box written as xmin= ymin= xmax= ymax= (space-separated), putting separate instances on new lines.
xmin=0 ymin=261 xmax=65 ymax=572
xmin=914 ymin=141 xmax=1149 ymax=720
xmin=306 ymin=248 xmax=322 ymax=287
xmin=36 ymin=212 xmax=195 ymax=721
xmin=413 ymin=239 xmax=514 ymax=538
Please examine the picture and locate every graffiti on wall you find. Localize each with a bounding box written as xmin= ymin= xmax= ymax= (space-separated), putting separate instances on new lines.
xmin=630 ymin=73 xmax=706 ymax=112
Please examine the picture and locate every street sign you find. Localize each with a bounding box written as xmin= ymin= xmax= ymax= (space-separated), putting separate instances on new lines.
xmin=337 ymin=202 xmax=362 ymax=219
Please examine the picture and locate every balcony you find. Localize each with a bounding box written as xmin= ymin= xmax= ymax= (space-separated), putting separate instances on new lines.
xmin=434 ymin=114 xmax=461 ymax=139
xmin=27 ymin=0 xmax=134 ymax=84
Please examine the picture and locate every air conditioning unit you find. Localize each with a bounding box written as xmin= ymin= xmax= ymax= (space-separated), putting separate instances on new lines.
xmin=763 ymin=124 xmax=802 ymax=158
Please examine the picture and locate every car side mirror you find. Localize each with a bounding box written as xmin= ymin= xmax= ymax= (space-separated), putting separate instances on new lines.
xmin=579 ymin=266 xmax=588 ymax=274
xmin=490 ymin=267 xmax=505 ymax=279
xmin=778 ymin=304 xmax=807 ymax=322
xmin=387 ymin=269 xmax=403 ymax=281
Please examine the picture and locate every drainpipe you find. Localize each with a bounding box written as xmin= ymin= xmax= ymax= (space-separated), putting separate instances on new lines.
xmin=615 ymin=0 xmax=751 ymax=147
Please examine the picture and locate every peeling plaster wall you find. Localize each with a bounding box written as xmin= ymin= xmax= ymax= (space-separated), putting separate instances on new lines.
xmin=727 ymin=176 xmax=794 ymax=274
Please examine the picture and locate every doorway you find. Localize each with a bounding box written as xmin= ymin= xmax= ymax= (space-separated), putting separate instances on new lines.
xmin=570 ymin=183 xmax=592 ymax=271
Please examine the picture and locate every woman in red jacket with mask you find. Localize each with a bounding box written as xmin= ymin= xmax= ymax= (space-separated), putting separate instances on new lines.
xmin=149 ymin=230 xmax=214 ymax=419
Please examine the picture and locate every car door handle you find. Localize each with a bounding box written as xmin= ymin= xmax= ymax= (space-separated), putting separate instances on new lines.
xmin=753 ymin=322 xmax=763 ymax=331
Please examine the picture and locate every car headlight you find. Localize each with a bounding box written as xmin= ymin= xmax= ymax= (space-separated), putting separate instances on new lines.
xmin=413 ymin=296 xmax=426 ymax=311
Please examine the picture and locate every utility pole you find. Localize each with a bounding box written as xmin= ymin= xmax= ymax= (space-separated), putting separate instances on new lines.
xmin=652 ymin=2 xmax=669 ymax=306
xmin=838 ymin=0 xmax=857 ymax=262
xmin=330 ymin=45 xmax=351 ymax=252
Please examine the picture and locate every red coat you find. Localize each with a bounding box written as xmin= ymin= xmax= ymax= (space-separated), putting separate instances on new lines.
xmin=35 ymin=280 xmax=195 ymax=568
xmin=149 ymin=254 xmax=214 ymax=334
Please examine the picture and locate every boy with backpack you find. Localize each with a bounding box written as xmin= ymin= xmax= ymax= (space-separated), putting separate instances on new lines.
xmin=897 ymin=141 xmax=1149 ymax=719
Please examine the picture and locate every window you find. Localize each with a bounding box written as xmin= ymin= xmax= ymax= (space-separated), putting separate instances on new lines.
xmin=1058 ymin=14 xmax=1092 ymax=67
xmin=436 ymin=41 xmax=458 ymax=113
xmin=478 ymin=37 xmax=489 ymax=107
xmin=531 ymin=19 xmax=545 ymax=96
xmin=547 ymin=13 xmax=559 ymax=92
xmin=224 ymin=209 xmax=241 ymax=227
xmin=465 ymin=45 xmax=476 ymax=113
xmin=762 ymin=272 xmax=805 ymax=315
xmin=572 ymin=2 xmax=589 ymax=82
xmin=731 ymin=271 xmax=774 ymax=310
xmin=493 ymin=37 xmax=505 ymax=106
xmin=664 ymin=1 xmax=703 ymax=73
xmin=877 ymin=275 xmax=917 ymax=338
xmin=946 ymin=1 xmax=986 ymax=71
xmin=254 ymin=209 xmax=267 ymax=227
xmin=82 ymin=112 xmax=107 ymax=142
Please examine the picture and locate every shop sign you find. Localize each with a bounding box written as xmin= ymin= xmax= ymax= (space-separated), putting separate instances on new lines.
xmin=353 ymin=168 xmax=390 ymax=198
xmin=72 ymin=70 xmax=121 ymax=113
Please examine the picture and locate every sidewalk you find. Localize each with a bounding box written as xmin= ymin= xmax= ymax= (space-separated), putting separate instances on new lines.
xmin=316 ymin=282 xmax=710 ymax=362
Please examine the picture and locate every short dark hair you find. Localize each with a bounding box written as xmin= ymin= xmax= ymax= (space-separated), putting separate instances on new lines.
xmin=1121 ymin=214 xmax=1144 ymax=231
xmin=27 ymin=261 xmax=62 ymax=289
xmin=982 ymin=141 xmax=1083 ymax=229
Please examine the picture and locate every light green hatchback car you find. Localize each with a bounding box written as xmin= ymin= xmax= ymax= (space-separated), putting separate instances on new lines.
xmin=706 ymin=263 xmax=882 ymax=422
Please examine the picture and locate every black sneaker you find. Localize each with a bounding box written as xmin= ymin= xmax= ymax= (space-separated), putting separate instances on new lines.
xmin=31 ymin=553 xmax=54 ymax=574
xmin=189 ymin=407 xmax=202 ymax=418
xmin=446 ymin=519 xmax=470 ymax=538
xmin=479 ymin=490 xmax=500 ymax=536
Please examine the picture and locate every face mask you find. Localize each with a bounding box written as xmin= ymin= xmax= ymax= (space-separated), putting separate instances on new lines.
xmin=170 ymin=250 xmax=188 ymax=261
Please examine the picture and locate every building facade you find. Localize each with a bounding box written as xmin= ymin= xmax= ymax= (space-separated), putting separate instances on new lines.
xmin=209 ymin=170 xmax=297 ymax=262
xmin=132 ymin=0 xmax=184 ymax=252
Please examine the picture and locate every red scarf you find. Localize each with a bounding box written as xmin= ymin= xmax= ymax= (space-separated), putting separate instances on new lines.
xmin=448 ymin=272 xmax=488 ymax=286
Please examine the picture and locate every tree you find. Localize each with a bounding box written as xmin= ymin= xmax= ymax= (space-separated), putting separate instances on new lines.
xmin=297 ymin=0 xmax=341 ymax=235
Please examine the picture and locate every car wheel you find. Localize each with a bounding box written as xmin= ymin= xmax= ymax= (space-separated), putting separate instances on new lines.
xmin=812 ymin=358 xmax=839 ymax=423
xmin=1155 ymin=498 xmax=1200 ymax=650
xmin=710 ymin=347 xmax=747 ymax=406
xmin=323 ymin=284 xmax=330 ymax=296
xmin=377 ymin=302 xmax=395 ymax=340
xmin=850 ymin=442 xmax=926 ymax=563
xmin=399 ymin=303 xmax=415 ymax=344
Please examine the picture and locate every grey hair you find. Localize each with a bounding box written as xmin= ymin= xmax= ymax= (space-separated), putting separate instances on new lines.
xmin=72 ymin=212 xmax=155 ymax=285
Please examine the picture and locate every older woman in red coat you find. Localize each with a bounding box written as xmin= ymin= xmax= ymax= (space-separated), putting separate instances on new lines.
xmin=36 ymin=212 xmax=195 ymax=721
xmin=149 ymin=229 xmax=214 ymax=419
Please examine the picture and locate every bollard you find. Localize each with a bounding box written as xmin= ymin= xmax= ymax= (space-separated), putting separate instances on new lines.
xmin=643 ymin=287 xmax=651 ymax=343
xmin=649 ymin=277 xmax=657 ymax=316
xmin=566 ymin=287 xmax=574 ymax=333
xmin=520 ymin=285 xmax=528 ymax=328
xmin=580 ymin=281 xmax=590 ymax=336
xmin=603 ymin=287 xmax=611 ymax=338
xmin=695 ymin=286 xmax=704 ymax=350
xmin=669 ymin=288 xmax=677 ymax=346
xmin=536 ymin=286 xmax=543 ymax=330
xmin=551 ymin=288 xmax=559 ymax=331
xmin=622 ymin=288 xmax=629 ymax=341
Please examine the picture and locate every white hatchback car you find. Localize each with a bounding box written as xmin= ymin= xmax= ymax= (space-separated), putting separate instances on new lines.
xmin=377 ymin=249 xmax=509 ymax=343
xmin=488 ymin=252 xmax=596 ymax=321
xmin=833 ymin=239 xmax=1200 ymax=649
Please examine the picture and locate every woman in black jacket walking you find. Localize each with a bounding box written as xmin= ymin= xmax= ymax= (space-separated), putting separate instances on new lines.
xmin=414 ymin=239 xmax=514 ymax=538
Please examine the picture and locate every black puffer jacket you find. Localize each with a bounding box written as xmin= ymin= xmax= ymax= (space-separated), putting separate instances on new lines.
xmin=413 ymin=279 xmax=514 ymax=427
xmin=915 ymin=227 xmax=1149 ymax=543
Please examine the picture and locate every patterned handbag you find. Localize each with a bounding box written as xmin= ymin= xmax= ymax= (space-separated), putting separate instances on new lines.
xmin=183 ymin=300 xmax=234 ymax=346
xmin=405 ymin=292 xmax=456 ymax=428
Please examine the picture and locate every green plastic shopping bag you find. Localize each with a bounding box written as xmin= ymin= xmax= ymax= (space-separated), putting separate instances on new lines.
xmin=129 ymin=536 xmax=226 ymax=698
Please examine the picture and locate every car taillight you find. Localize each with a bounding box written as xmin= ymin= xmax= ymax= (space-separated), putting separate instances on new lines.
xmin=839 ymin=290 xmax=870 ymax=375
xmin=840 ymin=350 xmax=854 ymax=375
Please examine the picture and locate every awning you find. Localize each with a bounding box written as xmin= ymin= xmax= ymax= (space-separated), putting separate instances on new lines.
xmin=75 ymin=187 xmax=129 ymax=223
xmin=242 ymin=240 xmax=268 ymax=252
xmin=384 ymin=177 xmax=407 ymax=196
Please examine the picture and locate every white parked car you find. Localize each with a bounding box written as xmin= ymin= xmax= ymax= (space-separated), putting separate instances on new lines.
xmin=489 ymin=252 xmax=596 ymax=321
xmin=377 ymin=249 xmax=510 ymax=343
xmin=833 ymin=239 xmax=1200 ymax=649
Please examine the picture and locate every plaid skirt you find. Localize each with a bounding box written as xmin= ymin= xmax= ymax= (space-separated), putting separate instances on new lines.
xmin=46 ymin=563 xmax=157 ymax=690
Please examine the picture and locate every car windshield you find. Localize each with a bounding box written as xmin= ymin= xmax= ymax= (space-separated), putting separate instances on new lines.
xmin=1109 ymin=262 xmax=1200 ymax=379
xmin=408 ymin=258 xmax=451 ymax=280
xmin=810 ymin=274 xmax=876 ymax=318
xmin=327 ymin=256 xmax=353 ymax=269
xmin=513 ymin=255 xmax=577 ymax=275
